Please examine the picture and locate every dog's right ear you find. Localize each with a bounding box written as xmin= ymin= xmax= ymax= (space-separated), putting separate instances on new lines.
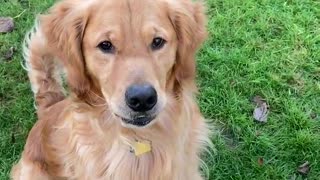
xmin=40 ymin=1 xmax=92 ymax=100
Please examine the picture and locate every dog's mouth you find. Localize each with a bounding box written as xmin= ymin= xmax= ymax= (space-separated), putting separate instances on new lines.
xmin=115 ymin=114 xmax=156 ymax=127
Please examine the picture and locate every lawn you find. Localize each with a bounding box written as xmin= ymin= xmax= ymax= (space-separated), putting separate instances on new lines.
xmin=0 ymin=0 xmax=319 ymax=179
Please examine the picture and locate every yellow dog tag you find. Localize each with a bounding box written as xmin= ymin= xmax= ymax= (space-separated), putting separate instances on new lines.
xmin=132 ymin=141 xmax=151 ymax=156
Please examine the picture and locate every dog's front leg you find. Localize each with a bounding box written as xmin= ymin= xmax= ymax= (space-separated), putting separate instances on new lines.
xmin=11 ymin=158 xmax=51 ymax=180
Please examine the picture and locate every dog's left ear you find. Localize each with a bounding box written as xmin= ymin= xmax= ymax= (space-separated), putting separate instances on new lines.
xmin=168 ymin=0 xmax=207 ymax=86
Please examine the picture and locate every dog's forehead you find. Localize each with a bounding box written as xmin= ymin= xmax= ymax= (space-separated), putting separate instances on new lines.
xmin=90 ymin=0 xmax=168 ymax=27
xmin=84 ymin=0 xmax=174 ymax=48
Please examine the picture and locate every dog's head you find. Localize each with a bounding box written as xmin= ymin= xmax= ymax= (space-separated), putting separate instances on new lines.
xmin=41 ymin=0 xmax=206 ymax=128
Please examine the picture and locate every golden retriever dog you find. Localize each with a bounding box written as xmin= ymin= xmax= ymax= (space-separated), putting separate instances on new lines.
xmin=11 ymin=0 xmax=211 ymax=179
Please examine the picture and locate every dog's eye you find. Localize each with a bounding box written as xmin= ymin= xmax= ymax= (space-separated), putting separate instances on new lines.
xmin=97 ymin=41 xmax=115 ymax=53
xmin=151 ymin=37 xmax=166 ymax=50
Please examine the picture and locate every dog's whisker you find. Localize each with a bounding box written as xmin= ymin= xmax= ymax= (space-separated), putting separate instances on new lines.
xmin=89 ymin=90 xmax=105 ymax=100
xmin=86 ymin=90 xmax=108 ymax=107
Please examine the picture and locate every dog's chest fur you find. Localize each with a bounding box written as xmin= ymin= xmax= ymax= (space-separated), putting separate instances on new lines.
xmin=46 ymin=99 xmax=207 ymax=180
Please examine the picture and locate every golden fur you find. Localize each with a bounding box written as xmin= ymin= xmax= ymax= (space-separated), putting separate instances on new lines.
xmin=11 ymin=0 xmax=211 ymax=179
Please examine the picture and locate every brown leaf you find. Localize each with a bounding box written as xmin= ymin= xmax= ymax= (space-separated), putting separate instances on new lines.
xmin=0 ymin=17 xmax=14 ymax=33
xmin=4 ymin=47 xmax=15 ymax=61
xmin=297 ymin=161 xmax=310 ymax=175
xmin=258 ymin=157 xmax=264 ymax=166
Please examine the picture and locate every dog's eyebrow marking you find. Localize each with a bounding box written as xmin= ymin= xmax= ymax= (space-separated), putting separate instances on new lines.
xmin=126 ymin=0 xmax=137 ymax=50
xmin=126 ymin=0 xmax=133 ymax=27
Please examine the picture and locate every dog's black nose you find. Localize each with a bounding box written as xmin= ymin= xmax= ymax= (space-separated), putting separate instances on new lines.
xmin=125 ymin=84 xmax=157 ymax=112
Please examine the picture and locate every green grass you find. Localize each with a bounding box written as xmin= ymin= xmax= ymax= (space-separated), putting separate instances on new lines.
xmin=0 ymin=0 xmax=319 ymax=179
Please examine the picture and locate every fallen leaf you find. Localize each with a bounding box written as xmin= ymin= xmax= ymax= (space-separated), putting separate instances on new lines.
xmin=4 ymin=47 xmax=15 ymax=61
xmin=297 ymin=161 xmax=310 ymax=175
xmin=252 ymin=96 xmax=269 ymax=122
xmin=258 ymin=157 xmax=264 ymax=166
xmin=0 ymin=17 xmax=14 ymax=33
xmin=310 ymin=112 xmax=317 ymax=120
xmin=253 ymin=102 xmax=269 ymax=123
